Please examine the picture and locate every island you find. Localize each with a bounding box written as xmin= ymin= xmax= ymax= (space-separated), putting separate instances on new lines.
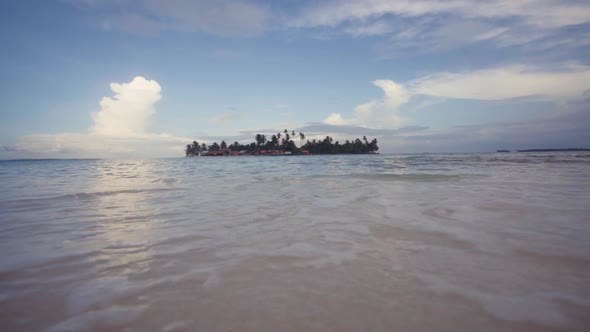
xmin=516 ymin=148 xmax=590 ymax=152
xmin=185 ymin=130 xmax=379 ymax=157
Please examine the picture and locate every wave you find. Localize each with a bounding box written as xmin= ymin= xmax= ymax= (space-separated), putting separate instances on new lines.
xmin=151 ymin=177 xmax=180 ymax=184
xmin=512 ymin=249 xmax=590 ymax=267
xmin=0 ymin=187 xmax=186 ymax=209
xmin=336 ymin=173 xmax=484 ymax=182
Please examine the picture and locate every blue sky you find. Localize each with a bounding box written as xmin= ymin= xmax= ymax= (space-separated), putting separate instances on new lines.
xmin=1 ymin=0 xmax=589 ymax=158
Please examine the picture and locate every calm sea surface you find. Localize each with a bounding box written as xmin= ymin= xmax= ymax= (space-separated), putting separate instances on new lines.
xmin=1 ymin=153 xmax=589 ymax=331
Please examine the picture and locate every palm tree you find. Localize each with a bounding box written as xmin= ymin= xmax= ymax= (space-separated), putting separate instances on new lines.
xmin=255 ymin=134 xmax=263 ymax=153
xmin=299 ymin=132 xmax=305 ymax=148
xmin=220 ymin=140 xmax=227 ymax=149
xmin=201 ymin=143 xmax=207 ymax=152
xmin=370 ymin=138 xmax=379 ymax=152
xmin=185 ymin=144 xmax=192 ymax=157
xmin=192 ymin=140 xmax=201 ymax=155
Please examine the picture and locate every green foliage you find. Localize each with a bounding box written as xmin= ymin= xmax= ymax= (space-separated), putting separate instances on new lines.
xmin=185 ymin=141 xmax=201 ymax=156
xmin=303 ymin=136 xmax=378 ymax=154
xmin=185 ymin=130 xmax=379 ymax=156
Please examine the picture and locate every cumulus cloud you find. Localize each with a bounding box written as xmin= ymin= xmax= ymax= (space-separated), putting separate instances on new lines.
xmin=324 ymin=80 xmax=409 ymax=128
xmin=91 ymin=76 xmax=162 ymax=136
xmin=8 ymin=77 xmax=191 ymax=159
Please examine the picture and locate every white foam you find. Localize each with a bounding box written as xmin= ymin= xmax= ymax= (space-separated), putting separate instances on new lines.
xmin=44 ymin=305 xmax=146 ymax=332
xmin=161 ymin=320 xmax=194 ymax=331
xmin=418 ymin=274 xmax=569 ymax=326
xmin=65 ymin=277 xmax=144 ymax=314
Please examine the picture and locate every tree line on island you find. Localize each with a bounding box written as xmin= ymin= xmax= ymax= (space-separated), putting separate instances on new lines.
xmin=185 ymin=129 xmax=378 ymax=156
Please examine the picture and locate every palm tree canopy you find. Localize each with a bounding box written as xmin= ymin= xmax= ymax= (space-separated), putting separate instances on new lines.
xmin=186 ymin=131 xmax=378 ymax=155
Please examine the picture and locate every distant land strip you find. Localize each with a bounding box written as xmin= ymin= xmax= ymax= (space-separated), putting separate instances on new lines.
xmin=497 ymin=148 xmax=590 ymax=152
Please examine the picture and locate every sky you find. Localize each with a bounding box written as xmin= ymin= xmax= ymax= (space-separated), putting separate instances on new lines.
xmin=0 ymin=0 xmax=589 ymax=158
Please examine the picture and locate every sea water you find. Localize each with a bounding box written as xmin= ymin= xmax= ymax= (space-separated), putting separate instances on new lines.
xmin=0 ymin=153 xmax=589 ymax=331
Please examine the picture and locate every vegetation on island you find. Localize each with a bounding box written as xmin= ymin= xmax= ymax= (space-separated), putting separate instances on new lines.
xmin=185 ymin=130 xmax=379 ymax=156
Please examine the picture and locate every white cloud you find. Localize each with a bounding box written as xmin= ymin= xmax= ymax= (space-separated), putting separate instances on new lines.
xmin=91 ymin=76 xmax=162 ymax=136
xmin=474 ymin=27 xmax=510 ymax=42
xmin=410 ymin=64 xmax=590 ymax=100
xmin=292 ymin=0 xmax=590 ymax=30
xmin=374 ymin=80 xmax=410 ymax=109
xmin=323 ymin=113 xmax=354 ymax=126
xmin=323 ymin=79 xmax=408 ymax=128
xmin=343 ymin=20 xmax=394 ymax=37
xmin=11 ymin=77 xmax=191 ymax=158
xmin=324 ymin=63 xmax=590 ymax=129
xmin=291 ymin=0 xmax=590 ymax=52
xmin=413 ymin=97 xmax=446 ymax=110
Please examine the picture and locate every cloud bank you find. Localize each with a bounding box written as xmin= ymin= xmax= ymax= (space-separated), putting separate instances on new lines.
xmin=6 ymin=77 xmax=190 ymax=159
xmin=311 ymin=105 xmax=590 ymax=153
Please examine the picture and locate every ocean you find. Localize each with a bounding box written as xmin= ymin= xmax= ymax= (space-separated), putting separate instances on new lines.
xmin=1 ymin=153 xmax=589 ymax=331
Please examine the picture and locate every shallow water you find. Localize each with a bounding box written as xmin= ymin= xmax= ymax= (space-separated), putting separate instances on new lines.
xmin=1 ymin=153 xmax=589 ymax=331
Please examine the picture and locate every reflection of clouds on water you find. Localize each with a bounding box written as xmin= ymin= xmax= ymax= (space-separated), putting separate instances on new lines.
xmin=43 ymin=160 xmax=174 ymax=331
xmin=85 ymin=160 xmax=166 ymax=272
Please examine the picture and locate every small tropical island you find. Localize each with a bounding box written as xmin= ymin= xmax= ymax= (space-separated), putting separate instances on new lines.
xmin=185 ymin=130 xmax=379 ymax=157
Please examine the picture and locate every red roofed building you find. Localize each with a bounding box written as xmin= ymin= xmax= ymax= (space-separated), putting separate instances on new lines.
xmin=208 ymin=148 xmax=229 ymax=156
